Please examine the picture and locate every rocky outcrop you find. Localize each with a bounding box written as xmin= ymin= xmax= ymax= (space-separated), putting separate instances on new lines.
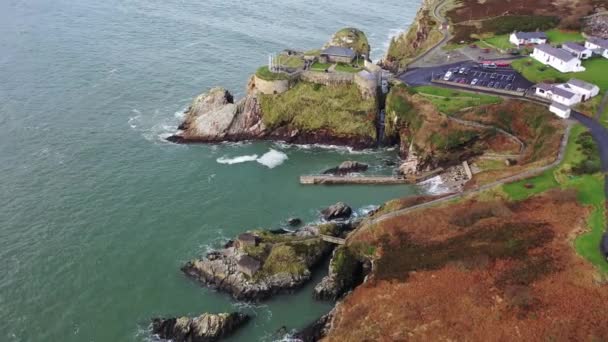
xmin=168 ymin=88 xmax=266 ymax=143
xmin=151 ymin=312 xmax=249 ymax=342
xmin=320 ymin=202 xmax=352 ymax=221
xmin=323 ymin=28 xmax=370 ymax=58
xmin=314 ymin=246 xmax=366 ymax=301
xmin=293 ymin=310 xmax=335 ymax=342
xmin=323 ymin=161 xmax=368 ymax=175
xmin=182 ymin=229 xmax=334 ymax=301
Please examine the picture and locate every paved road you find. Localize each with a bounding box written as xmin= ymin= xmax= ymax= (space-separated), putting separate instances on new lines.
xmin=406 ymin=0 xmax=451 ymax=67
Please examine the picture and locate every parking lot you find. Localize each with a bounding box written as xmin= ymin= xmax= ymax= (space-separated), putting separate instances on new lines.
xmin=437 ymin=63 xmax=533 ymax=93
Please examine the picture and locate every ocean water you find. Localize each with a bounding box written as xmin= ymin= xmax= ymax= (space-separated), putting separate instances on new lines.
xmin=0 ymin=0 xmax=421 ymax=341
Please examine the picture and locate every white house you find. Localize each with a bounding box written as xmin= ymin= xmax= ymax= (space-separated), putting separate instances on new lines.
xmin=534 ymin=83 xmax=581 ymax=106
xmin=549 ymin=102 xmax=571 ymax=119
xmin=509 ymin=31 xmax=548 ymax=46
xmin=531 ymin=44 xmax=585 ymax=73
xmin=585 ymin=37 xmax=608 ymax=58
xmin=563 ymin=79 xmax=600 ymax=101
xmin=561 ymin=42 xmax=592 ymax=60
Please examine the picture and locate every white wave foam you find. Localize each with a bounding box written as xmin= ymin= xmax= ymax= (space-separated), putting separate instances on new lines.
xmin=355 ymin=205 xmax=380 ymax=217
xmin=418 ymin=175 xmax=451 ymax=195
xmin=271 ymin=142 xmax=378 ymax=155
xmin=256 ymin=149 xmax=288 ymax=168
xmin=216 ymin=154 xmax=259 ymax=165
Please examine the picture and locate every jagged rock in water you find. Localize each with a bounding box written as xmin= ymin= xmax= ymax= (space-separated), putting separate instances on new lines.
xmin=321 ymin=202 xmax=352 ymax=221
xmin=287 ymin=217 xmax=302 ymax=226
xmin=181 ymin=229 xmax=333 ymax=301
xmin=151 ymin=312 xmax=249 ymax=342
xmin=168 ymin=87 xmax=265 ymax=143
xmin=293 ymin=311 xmax=334 ymax=342
xmin=323 ymin=161 xmax=368 ymax=175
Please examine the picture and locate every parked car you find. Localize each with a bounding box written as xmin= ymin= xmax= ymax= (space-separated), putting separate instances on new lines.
xmin=494 ymin=82 xmax=501 ymax=89
xmin=490 ymin=73 xmax=497 ymax=79
xmin=459 ymin=67 xmax=466 ymax=74
xmin=488 ymin=81 xmax=494 ymax=87
xmin=505 ymin=84 xmax=512 ymax=90
xmin=469 ymin=44 xmax=478 ymax=48
xmin=443 ymin=71 xmax=453 ymax=81
xmin=471 ymin=78 xmax=479 ymax=86
xmin=481 ymin=63 xmax=497 ymax=69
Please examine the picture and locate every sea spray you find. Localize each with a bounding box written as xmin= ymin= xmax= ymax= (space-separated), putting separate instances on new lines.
xmin=256 ymin=149 xmax=288 ymax=169
xmin=216 ymin=154 xmax=259 ymax=165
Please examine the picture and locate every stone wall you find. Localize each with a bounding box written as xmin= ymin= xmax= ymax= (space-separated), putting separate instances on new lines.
xmin=251 ymin=75 xmax=290 ymax=95
xmin=354 ymin=71 xmax=378 ymax=99
xmin=300 ymin=71 xmax=355 ymax=86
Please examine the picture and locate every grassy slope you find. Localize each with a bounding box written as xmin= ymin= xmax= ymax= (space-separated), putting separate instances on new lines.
xmin=502 ymin=124 xmax=607 ymax=273
xmin=512 ymin=57 xmax=608 ymax=91
xmin=259 ymin=82 xmax=376 ymax=139
xmin=412 ymin=86 xmax=502 ymax=115
xmin=255 ymin=66 xmax=291 ymax=81
xmin=466 ymin=29 xmax=585 ymax=52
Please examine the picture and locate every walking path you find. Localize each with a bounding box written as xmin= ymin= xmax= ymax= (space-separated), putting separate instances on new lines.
xmin=448 ymin=116 xmax=525 ymax=155
xmin=358 ymin=123 xmax=572 ymax=229
xmin=406 ymin=0 xmax=451 ymax=67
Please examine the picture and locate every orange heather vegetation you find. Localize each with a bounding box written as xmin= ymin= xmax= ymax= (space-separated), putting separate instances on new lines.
xmin=327 ymin=190 xmax=608 ymax=341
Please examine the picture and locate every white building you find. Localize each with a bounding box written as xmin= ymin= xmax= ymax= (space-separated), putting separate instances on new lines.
xmin=549 ymin=102 xmax=571 ymax=119
xmin=534 ymin=83 xmax=581 ymax=106
xmin=561 ymin=42 xmax=592 ymax=60
xmin=531 ymin=44 xmax=585 ymax=73
xmin=585 ymin=37 xmax=608 ymax=58
xmin=509 ymin=31 xmax=548 ymax=46
xmin=563 ymin=79 xmax=600 ymax=101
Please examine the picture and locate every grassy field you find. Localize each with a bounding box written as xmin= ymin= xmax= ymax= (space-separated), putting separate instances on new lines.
xmin=335 ymin=62 xmax=364 ymax=73
xmin=601 ymin=98 xmax=608 ymax=128
xmin=546 ymin=29 xmax=584 ymax=44
xmin=258 ymin=82 xmax=376 ymax=138
xmin=310 ymin=62 xmax=331 ymax=71
xmin=502 ymin=124 xmax=608 ymax=273
xmin=412 ymin=86 xmax=502 ymax=115
xmin=512 ymin=57 xmax=608 ymax=91
xmin=255 ymin=66 xmax=291 ymax=81
xmin=273 ymin=55 xmax=304 ymax=69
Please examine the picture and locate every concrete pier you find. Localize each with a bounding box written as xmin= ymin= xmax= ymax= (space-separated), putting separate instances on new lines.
xmin=299 ymin=168 xmax=443 ymax=185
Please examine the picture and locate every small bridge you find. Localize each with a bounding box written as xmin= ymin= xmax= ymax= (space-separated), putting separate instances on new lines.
xmin=320 ymin=235 xmax=346 ymax=245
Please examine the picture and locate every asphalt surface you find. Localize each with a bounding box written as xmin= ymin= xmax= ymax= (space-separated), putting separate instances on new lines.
xmin=399 ymin=59 xmax=533 ymax=92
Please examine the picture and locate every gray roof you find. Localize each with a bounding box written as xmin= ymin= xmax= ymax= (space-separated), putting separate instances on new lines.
xmin=588 ymin=37 xmax=608 ymax=49
xmin=562 ymin=42 xmax=587 ymax=52
xmin=567 ymin=79 xmax=597 ymax=91
xmin=321 ymin=46 xmax=356 ymax=58
xmin=514 ymin=31 xmax=547 ymax=40
xmin=536 ymin=83 xmax=553 ymax=91
xmin=551 ymin=86 xmax=577 ymax=99
xmin=550 ymin=102 xmax=570 ymax=111
xmin=535 ymin=44 xmax=577 ymax=62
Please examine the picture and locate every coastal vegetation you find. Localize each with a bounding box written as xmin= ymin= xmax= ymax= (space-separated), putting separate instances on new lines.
xmin=258 ymin=82 xmax=377 ymax=139
xmin=412 ymin=86 xmax=502 ymax=115
xmin=325 ymin=28 xmax=371 ymax=57
xmin=255 ymin=66 xmax=291 ymax=81
xmin=511 ymin=57 xmax=608 ymax=91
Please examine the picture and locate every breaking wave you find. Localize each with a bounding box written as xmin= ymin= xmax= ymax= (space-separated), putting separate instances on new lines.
xmin=418 ymin=175 xmax=451 ymax=195
xmin=216 ymin=154 xmax=259 ymax=164
xmin=256 ymin=149 xmax=288 ymax=168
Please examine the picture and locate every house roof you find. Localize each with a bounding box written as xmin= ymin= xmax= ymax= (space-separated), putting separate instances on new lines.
xmin=536 ymin=83 xmax=553 ymax=92
xmin=534 ymin=44 xmax=577 ymax=63
xmin=567 ymin=79 xmax=597 ymax=91
xmin=588 ymin=37 xmax=608 ymax=49
xmin=321 ymin=46 xmax=356 ymax=58
xmin=550 ymin=102 xmax=570 ymax=111
xmin=562 ymin=42 xmax=587 ymax=52
xmin=551 ymin=86 xmax=577 ymax=99
xmin=514 ymin=31 xmax=547 ymax=40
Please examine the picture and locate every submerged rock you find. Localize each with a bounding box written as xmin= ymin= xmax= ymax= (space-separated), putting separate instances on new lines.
xmin=323 ymin=161 xmax=368 ymax=175
xmin=151 ymin=312 xmax=249 ymax=342
xmin=287 ymin=217 xmax=302 ymax=226
xmin=321 ymin=202 xmax=352 ymax=221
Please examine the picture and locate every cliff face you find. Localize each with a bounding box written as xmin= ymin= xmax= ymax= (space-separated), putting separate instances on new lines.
xmin=382 ymin=0 xmax=441 ymax=72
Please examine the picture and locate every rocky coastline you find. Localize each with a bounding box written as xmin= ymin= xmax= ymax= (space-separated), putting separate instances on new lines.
xmin=151 ymin=312 xmax=249 ymax=342
xmin=181 ymin=203 xmax=356 ymax=302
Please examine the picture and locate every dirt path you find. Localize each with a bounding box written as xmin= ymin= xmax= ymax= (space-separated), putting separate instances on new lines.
xmin=448 ymin=116 xmax=525 ymax=154
xmin=357 ymin=122 xmax=572 ymax=229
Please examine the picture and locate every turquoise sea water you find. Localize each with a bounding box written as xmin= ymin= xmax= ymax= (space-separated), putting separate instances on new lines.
xmin=0 ymin=0 xmax=421 ymax=340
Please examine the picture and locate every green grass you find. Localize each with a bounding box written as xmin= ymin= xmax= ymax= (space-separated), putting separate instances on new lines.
xmin=255 ymin=66 xmax=291 ymax=81
xmin=482 ymin=34 xmax=512 ymax=50
xmin=512 ymin=57 xmax=608 ymax=91
xmin=412 ymin=86 xmax=502 ymax=115
xmin=334 ymin=62 xmax=364 ymax=73
xmin=502 ymin=124 xmax=608 ymax=273
xmin=310 ymin=62 xmax=331 ymax=71
xmin=601 ymin=97 xmax=608 ymax=129
xmin=259 ymin=82 xmax=376 ymax=139
xmin=546 ymin=29 xmax=584 ymax=44
xmin=273 ymin=55 xmax=304 ymax=69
